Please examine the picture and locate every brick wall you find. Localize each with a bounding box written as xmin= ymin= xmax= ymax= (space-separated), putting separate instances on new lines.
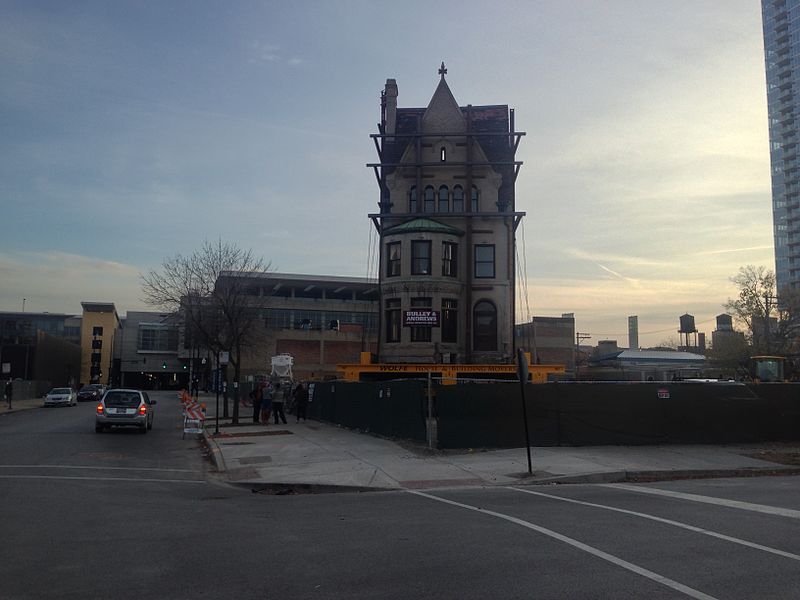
xmin=324 ymin=341 xmax=365 ymax=365
xmin=276 ymin=340 xmax=321 ymax=364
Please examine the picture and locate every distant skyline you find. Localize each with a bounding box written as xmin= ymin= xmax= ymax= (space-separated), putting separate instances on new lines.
xmin=1 ymin=1 xmax=773 ymax=347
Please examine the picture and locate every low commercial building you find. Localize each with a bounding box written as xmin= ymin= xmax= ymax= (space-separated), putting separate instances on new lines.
xmin=0 ymin=311 xmax=81 ymax=386
xmin=586 ymin=349 xmax=708 ymax=381
xmin=195 ymin=272 xmax=379 ymax=385
xmin=515 ymin=314 xmax=575 ymax=372
xmin=112 ymin=311 xmax=184 ymax=389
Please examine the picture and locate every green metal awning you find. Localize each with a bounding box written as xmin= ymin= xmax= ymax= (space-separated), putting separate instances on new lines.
xmin=382 ymin=218 xmax=464 ymax=236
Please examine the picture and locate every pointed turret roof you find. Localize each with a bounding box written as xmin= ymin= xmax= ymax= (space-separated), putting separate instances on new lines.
xmin=420 ymin=62 xmax=466 ymax=133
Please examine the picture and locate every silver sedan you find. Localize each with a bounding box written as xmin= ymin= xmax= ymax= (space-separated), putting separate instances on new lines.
xmin=44 ymin=387 xmax=77 ymax=407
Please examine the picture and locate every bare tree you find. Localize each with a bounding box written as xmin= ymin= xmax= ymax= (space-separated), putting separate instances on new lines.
xmin=142 ymin=239 xmax=269 ymax=424
xmin=724 ymin=265 xmax=776 ymax=353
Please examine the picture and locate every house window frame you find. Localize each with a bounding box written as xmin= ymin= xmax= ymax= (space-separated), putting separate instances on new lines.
xmin=473 ymin=300 xmax=497 ymax=351
xmin=438 ymin=185 xmax=449 ymax=212
xmin=452 ymin=185 xmax=464 ymax=212
xmin=411 ymin=240 xmax=432 ymax=275
xmin=410 ymin=297 xmax=432 ymax=343
xmin=442 ymin=242 xmax=458 ymax=277
xmin=442 ymin=298 xmax=458 ymax=343
xmin=385 ymin=299 xmax=401 ymax=343
xmin=424 ymin=186 xmax=435 ymax=212
xmin=386 ymin=242 xmax=401 ymax=277
xmin=474 ymin=244 xmax=495 ymax=278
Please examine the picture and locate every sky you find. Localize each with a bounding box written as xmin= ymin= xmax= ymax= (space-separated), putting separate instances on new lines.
xmin=0 ymin=0 xmax=775 ymax=348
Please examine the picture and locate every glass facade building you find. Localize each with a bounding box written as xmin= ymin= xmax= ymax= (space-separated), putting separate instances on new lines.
xmin=763 ymin=0 xmax=800 ymax=290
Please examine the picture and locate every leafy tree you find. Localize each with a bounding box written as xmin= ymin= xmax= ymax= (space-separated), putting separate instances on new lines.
xmin=142 ymin=239 xmax=269 ymax=424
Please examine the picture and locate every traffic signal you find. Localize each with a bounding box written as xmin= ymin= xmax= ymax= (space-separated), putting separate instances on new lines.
xmin=182 ymin=364 xmax=187 ymax=370
xmin=162 ymin=362 xmax=167 ymax=369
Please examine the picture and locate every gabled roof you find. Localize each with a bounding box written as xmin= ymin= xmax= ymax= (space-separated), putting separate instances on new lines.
xmin=420 ymin=75 xmax=467 ymax=133
xmin=383 ymin=217 xmax=464 ymax=236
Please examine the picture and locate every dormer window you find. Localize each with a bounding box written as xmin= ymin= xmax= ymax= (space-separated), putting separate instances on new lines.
xmin=440 ymin=146 xmax=446 ymax=162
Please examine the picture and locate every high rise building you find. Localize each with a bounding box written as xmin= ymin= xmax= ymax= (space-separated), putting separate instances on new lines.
xmin=762 ymin=0 xmax=800 ymax=291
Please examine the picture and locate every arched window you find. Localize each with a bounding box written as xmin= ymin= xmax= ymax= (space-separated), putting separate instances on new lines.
xmin=473 ymin=300 xmax=497 ymax=351
xmin=438 ymin=185 xmax=449 ymax=212
xmin=409 ymin=186 xmax=417 ymax=213
xmin=471 ymin=185 xmax=479 ymax=212
xmin=452 ymin=185 xmax=464 ymax=212
xmin=424 ymin=186 xmax=435 ymax=212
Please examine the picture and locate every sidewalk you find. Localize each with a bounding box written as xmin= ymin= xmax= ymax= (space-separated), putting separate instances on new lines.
xmin=0 ymin=396 xmax=43 ymax=416
xmin=199 ymin=401 xmax=800 ymax=491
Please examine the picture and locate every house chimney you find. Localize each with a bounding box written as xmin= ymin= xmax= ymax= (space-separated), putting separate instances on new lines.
xmin=384 ymin=79 xmax=397 ymax=139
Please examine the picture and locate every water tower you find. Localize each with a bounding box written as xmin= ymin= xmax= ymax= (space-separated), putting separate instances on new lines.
xmin=678 ymin=313 xmax=697 ymax=349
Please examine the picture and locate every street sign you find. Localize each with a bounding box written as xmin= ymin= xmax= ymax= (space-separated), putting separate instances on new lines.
xmin=219 ymin=351 xmax=229 ymax=365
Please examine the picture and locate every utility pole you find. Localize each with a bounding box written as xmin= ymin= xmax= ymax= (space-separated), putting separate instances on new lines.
xmin=764 ymin=293 xmax=779 ymax=354
xmin=576 ymin=332 xmax=591 ymax=380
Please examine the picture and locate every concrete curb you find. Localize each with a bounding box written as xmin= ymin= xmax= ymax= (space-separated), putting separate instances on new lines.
xmin=215 ymin=466 xmax=800 ymax=494
xmin=202 ymin=428 xmax=228 ymax=473
xmin=519 ymin=466 xmax=800 ymax=486
xmin=229 ymin=482 xmax=396 ymax=495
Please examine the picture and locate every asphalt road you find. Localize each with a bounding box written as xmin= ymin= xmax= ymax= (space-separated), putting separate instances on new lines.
xmin=2 ymin=393 xmax=800 ymax=599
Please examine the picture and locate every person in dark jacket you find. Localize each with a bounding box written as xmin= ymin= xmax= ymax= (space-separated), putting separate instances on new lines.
xmin=294 ymin=383 xmax=309 ymax=423
xmin=251 ymin=383 xmax=263 ymax=424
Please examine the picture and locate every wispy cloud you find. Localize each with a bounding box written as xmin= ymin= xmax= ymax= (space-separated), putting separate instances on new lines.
xmin=596 ymin=262 xmax=639 ymax=286
xmin=697 ymin=245 xmax=774 ymax=256
xmin=0 ymin=251 xmax=146 ymax=314
xmin=248 ymin=40 xmax=303 ymax=66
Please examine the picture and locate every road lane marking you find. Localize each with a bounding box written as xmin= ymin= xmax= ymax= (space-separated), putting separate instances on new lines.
xmin=408 ymin=490 xmax=719 ymax=600
xmin=0 ymin=475 xmax=206 ymax=484
xmin=602 ymin=484 xmax=800 ymax=520
xmin=0 ymin=464 xmax=199 ymax=473
xmin=507 ymin=487 xmax=800 ymax=562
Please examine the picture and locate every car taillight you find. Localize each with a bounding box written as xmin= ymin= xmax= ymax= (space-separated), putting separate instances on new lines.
xmin=138 ymin=404 xmax=147 ymax=415
xmin=96 ymin=404 xmax=104 ymax=414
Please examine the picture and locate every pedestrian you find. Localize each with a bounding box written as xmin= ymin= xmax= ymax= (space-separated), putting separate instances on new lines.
xmin=294 ymin=383 xmax=309 ymax=423
xmin=260 ymin=383 xmax=273 ymax=425
xmin=272 ymin=382 xmax=288 ymax=425
xmin=4 ymin=379 xmax=12 ymax=409
xmin=191 ymin=378 xmax=199 ymax=398
xmin=251 ymin=383 xmax=263 ymax=424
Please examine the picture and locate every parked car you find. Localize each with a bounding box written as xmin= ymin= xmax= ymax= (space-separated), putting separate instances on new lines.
xmin=44 ymin=387 xmax=77 ymax=407
xmin=95 ymin=389 xmax=156 ymax=433
xmin=77 ymin=384 xmax=105 ymax=402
